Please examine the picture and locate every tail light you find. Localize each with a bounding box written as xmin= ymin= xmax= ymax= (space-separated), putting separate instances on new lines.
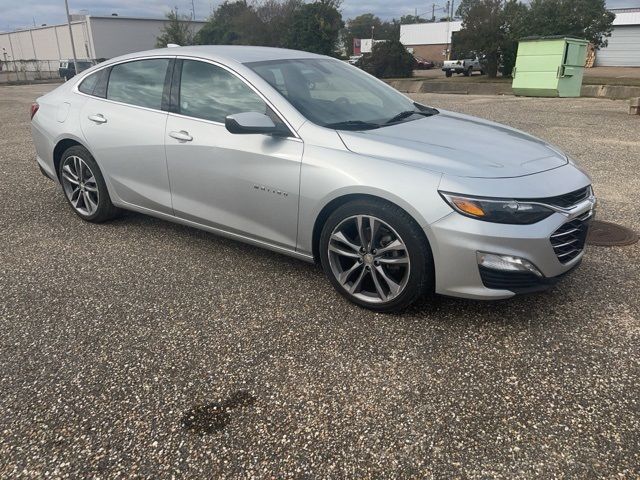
xmin=30 ymin=102 xmax=39 ymax=120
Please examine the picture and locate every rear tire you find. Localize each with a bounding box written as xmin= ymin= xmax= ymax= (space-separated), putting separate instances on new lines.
xmin=445 ymin=70 xmax=453 ymax=78
xmin=464 ymin=67 xmax=472 ymax=76
xmin=319 ymin=199 xmax=434 ymax=312
xmin=58 ymin=145 xmax=121 ymax=223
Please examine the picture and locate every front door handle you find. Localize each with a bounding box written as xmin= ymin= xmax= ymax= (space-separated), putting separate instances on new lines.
xmin=169 ymin=130 xmax=193 ymax=142
xmin=88 ymin=113 xmax=107 ymax=124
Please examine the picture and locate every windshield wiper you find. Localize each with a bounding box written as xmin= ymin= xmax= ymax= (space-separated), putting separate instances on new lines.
xmin=385 ymin=107 xmax=439 ymax=125
xmin=324 ymin=120 xmax=381 ymax=131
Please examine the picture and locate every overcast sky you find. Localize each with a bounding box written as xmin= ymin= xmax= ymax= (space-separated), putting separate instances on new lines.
xmin=2 ymin=0 xmax=638 ymax=31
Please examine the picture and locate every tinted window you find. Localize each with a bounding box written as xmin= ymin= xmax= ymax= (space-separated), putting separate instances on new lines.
xmin=248 ymin=59 xmax=417 ymax=128
xmin=107 ymin=59 xmax=169 ymax=109
xmin=179 ymin=60 xmax=267 ymax=123
xmin=78 ymin=72 xmax=99 ymax=95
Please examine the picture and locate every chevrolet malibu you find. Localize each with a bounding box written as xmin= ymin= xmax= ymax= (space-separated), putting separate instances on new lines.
xmin=30 ymin=46 xmax=596 ymax=312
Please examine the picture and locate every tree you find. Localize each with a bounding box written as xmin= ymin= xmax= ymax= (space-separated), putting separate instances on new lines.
xmin=343 ymin=14 xmax=400 ymax=56
xmin=344 ymin=14 xmax=383 ymax=56
xmin=500 ymin=0 xmax=529 ymax=76
xmin=255 ymin=0 xmax=303 ymax=47
xmin=399 ymin=14 xmax=426 ymax=25
xmin=525 ymin=0 xmax=614 ymax=48
xmin=194 ymin=0 xmax=261 ymax=45
xmin=156 ymin=9 xmax=195 ymax=47
xmin=194 ymin=0 xmax=342 ymax=55
xmin=285 ymin=1 xmax=344 ymax=55
xmin=363 ymin=39 xmax=414 ymax=78
xmin=455 ymin=0 xmax=506 ymax=77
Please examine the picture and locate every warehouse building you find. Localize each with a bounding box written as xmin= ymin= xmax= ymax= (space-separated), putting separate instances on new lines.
xmin=399 ymin=8 xmax=640 ymax=67
xmin=0 ymin=14 xmax=206 ymax=63
xmin=596 ymin=9 xmax=640 ymax=67
xmin=399 ymin=20 xmax=462 ymax=63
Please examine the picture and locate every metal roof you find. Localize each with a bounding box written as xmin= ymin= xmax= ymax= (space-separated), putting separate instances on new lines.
xmin=612 ymin=10 xmax=640 ymax=26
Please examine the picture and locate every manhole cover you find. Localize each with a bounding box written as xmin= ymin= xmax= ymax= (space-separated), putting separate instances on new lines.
xmin=587 ymin=220 xmax=638 ymax=246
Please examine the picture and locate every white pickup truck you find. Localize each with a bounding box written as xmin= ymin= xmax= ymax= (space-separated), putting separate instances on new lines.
xmin=442 ymin=58 xmax=483 ymax=77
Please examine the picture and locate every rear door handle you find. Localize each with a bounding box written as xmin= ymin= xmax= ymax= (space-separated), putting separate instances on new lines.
xmin=88 ymin=113 xmax=107 ymax=124
xmin=169 ymin=130 xmax=193 ymax=142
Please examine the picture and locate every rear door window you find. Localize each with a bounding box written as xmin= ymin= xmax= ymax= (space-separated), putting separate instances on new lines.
xmin=107 ymin=59 xmax=170 ymax=109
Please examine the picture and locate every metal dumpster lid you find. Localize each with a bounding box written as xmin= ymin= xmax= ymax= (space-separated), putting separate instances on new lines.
xmin=519 ymin=35 xmax=589 ymax=43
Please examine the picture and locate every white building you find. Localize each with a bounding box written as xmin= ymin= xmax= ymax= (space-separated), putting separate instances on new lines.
xmin=596 ymin=9 xmax=640 ymax=67
xmin=399 ymin=21 xmax=462 ymax=62
xmin=0 ymin=15 xmax=206 ymax=63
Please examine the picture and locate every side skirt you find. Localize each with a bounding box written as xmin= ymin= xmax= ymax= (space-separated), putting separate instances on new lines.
xmin=113 ymin=200 xmax=315 ymax=264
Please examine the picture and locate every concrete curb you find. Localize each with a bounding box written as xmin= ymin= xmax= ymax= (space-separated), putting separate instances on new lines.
xmin=1 ymin=78 xmax=64 ymax=86
xmin=580 ymin=84 xmax=640 ymax=100
xmin=386 ymin=79 xmax=640 ymax=100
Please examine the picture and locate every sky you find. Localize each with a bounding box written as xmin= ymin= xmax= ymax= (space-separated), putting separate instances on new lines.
xmin=2 ymin=0 xmax=638 ymax=32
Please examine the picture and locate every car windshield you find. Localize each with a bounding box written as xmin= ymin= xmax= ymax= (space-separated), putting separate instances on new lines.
xmin=247 ymin=58 xmax=430 ymax=129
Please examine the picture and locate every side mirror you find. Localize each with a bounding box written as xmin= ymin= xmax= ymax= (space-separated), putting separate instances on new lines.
xmin=225 ymin=112 xmax=289 ymax=137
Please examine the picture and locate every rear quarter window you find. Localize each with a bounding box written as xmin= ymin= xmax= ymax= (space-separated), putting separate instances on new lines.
xmin=78 ymin=72 xmax=99 ymax=95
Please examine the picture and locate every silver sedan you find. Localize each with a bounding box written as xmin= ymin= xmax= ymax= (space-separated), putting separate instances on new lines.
xmin=30 ymin=46 xmax=595 ymax=311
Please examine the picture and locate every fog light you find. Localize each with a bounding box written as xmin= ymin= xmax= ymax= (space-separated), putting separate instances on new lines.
xmin=476 ymin=252 xmax=543 ymax=277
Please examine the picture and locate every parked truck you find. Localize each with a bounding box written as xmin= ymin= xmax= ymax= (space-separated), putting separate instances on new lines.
xmin=442 ymin=58 xmax=483 ymax=77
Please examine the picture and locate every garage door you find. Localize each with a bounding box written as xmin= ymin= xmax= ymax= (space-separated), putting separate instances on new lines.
xmin=596 ymin=25 xmax=640 ymax=66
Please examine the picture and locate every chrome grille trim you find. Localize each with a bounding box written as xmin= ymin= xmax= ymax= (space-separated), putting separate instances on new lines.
xmin=550 ymin=211 xmax=592 ymax=264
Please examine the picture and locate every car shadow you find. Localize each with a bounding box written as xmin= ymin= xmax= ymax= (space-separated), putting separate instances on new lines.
xmin=103 ymin=210 xmax=591 ymax=329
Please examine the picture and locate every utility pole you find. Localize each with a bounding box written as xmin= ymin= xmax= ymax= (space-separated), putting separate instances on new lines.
xmin=445 ymin=0 xmax=451 ymax=60
xmin=64 ymin=0 xmax=79 ymax=75
xmin=432 ymin=3 xmax=436 ymax=22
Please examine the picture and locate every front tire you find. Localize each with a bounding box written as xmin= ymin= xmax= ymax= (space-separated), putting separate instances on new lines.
xmin=319 ymin=199 xmax=434 ymax=312
xmin=58 ymin=145 xmax=121 ymax=222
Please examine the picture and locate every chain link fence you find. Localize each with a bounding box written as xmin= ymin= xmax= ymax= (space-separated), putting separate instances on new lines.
xmin=0 ymin=60 xmax=63 ymax=84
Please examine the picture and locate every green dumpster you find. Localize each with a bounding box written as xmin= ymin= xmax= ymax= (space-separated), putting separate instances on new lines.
xmin=512 ymin=36 xmax=589 ymax=97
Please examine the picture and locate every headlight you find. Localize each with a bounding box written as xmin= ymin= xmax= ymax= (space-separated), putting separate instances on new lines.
xmin=439 ymin=191 xmax=554 ymax=224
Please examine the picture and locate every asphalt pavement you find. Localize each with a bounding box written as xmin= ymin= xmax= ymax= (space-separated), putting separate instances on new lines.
xmin=1 ymin=84 xmax=638 ymax=478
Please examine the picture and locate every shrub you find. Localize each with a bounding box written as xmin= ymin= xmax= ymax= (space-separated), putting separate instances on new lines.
xmin=363 ymin=40 xmax=414 ymax=79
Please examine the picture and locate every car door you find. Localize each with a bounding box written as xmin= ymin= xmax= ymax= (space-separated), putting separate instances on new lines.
xmin=79 ymin=57 xmax=173 ymax=214
xmin=164 ymin=59 xmax=303 ymax=250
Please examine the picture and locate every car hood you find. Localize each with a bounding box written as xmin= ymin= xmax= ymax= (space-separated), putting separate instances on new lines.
xmin=337 ymin=110 xmax=568 ymax=178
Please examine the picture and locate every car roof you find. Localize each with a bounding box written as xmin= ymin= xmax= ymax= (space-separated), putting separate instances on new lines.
xmin=105 ymin=45 xmax=327 ymax=66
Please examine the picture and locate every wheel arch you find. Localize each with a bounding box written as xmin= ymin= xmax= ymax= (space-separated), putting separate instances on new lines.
xmin=53 ymin=137 xmax=87 ymax=180
xmin=311 ymin=192 xmax=431 ymax=264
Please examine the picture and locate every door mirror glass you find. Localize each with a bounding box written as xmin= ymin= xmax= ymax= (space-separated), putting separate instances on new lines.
xmin=225 ymin=112 xmax=288 ymax=136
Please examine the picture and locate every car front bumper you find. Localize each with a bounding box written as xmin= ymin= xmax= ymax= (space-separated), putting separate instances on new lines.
xmin=427 ymin=197 xmax=595 ymax=299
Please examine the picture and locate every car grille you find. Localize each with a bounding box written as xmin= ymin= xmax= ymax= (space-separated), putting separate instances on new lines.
xmin=550 ymin=211 xmax=592 ymax=263
xmin=521 ymin=186 xmax=591 ymax=209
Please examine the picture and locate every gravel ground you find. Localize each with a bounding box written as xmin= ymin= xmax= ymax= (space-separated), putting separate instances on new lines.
xmin=1 ymin=84 xmax=638 ymax=478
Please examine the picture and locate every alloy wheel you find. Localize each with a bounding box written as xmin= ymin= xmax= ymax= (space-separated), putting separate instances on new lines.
xmin=61 ymin=155 xmax=99 ymax=216
xmin=327 ymin=215 xmax=411 ymax=304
